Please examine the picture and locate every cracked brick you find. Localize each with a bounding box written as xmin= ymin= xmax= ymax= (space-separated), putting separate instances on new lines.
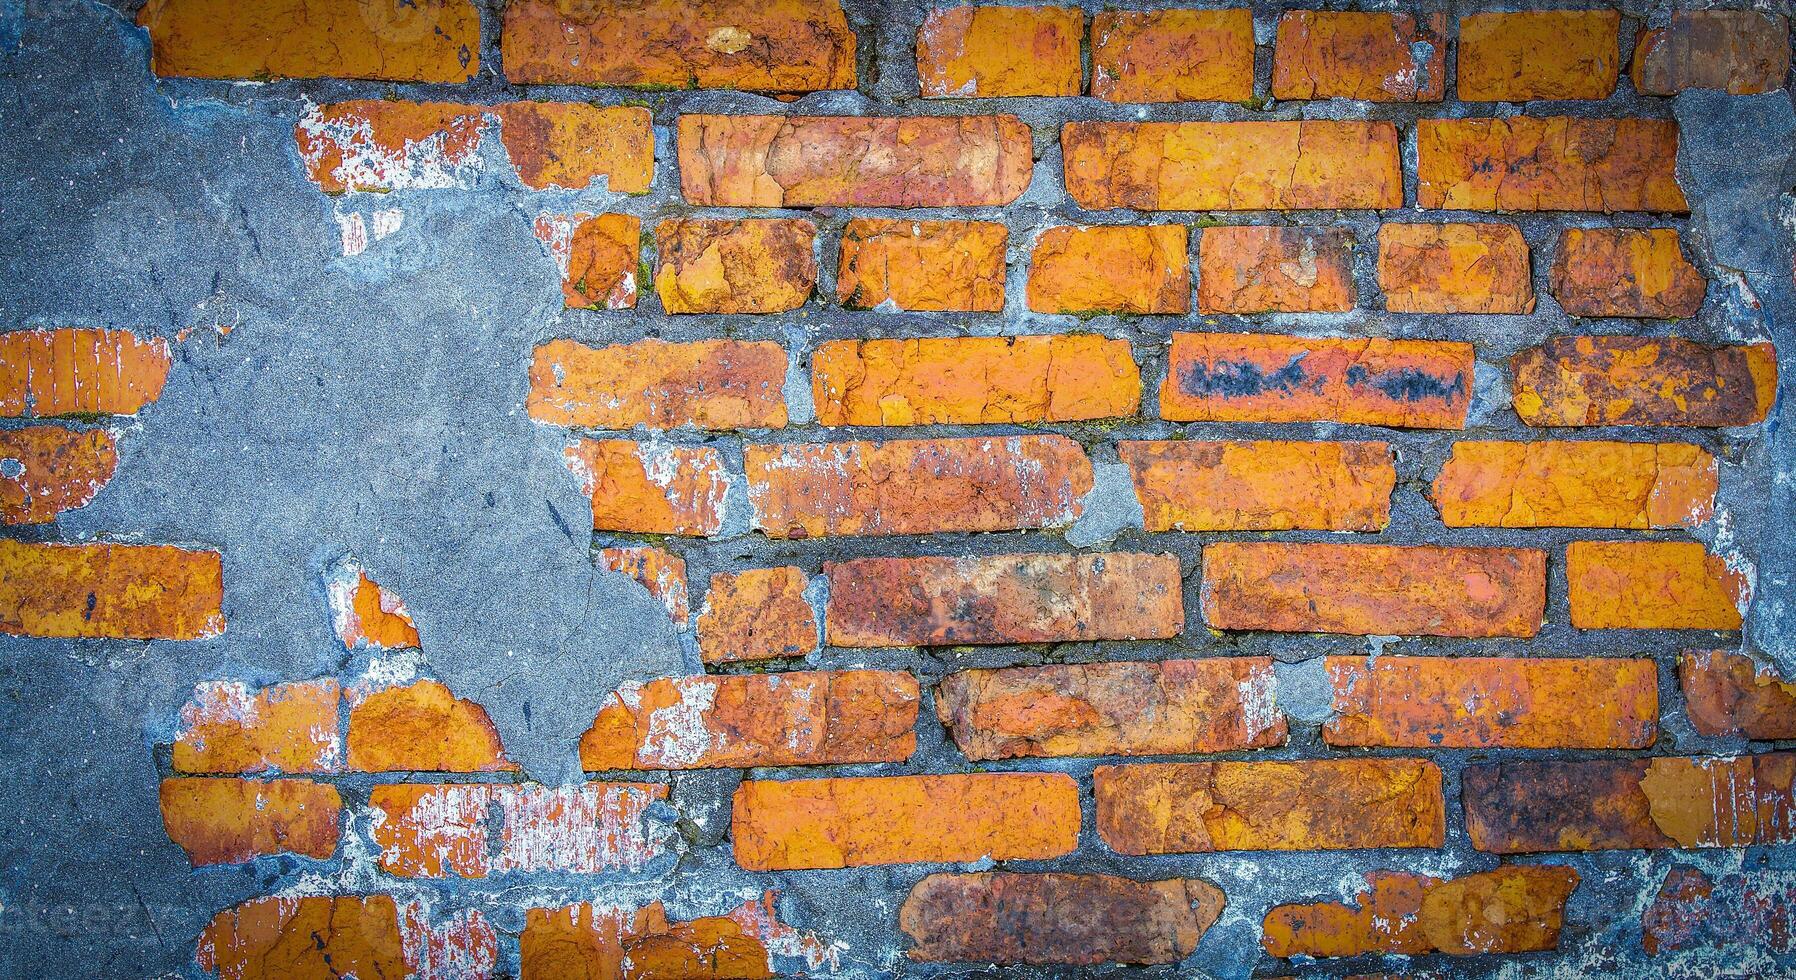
xmin=159 ymin=777 xmax=340 ymax=866
xmin=1272 ymin=11 xmax=1445 ymax=102
xmin=1090 ymin=9 xmax=1253 ymax=103
xmin=1633 ymin=10 xmax=1791 ymax=96
xmin=0 ymin=328 xmax=171 ymax=418
xmin=1432 ymin=440 xmax=1716 ymax=529
xmin=529 ymin=337 xmax=789 ymax=431
xmin=694 ymin=567 xmax=817 ymax=664
xmin=1377 ymin=222 xmax=1534 ymax=314
xmin=138 ymin=0 xmax=479 ymax=82
xmin=1512 ymin=336 xmax=1777 ymax=427
xmin=813 ymin=335 xmax=1139 ymax=426
xmin=654 ymin=219 xmax=817 ymax=314
xmin=917 ymin=5 xmax=1081 ymax=97
xmin=0 ymin=425 xmax=117 ymax=525
xmin=1119 ymin=439 xmax=1394 ymax=532
xmin=1027 ymin=224 xmax=1190 ymax=314
xmin=1196 ymin=225 xmax=1355 ymax=314
xmin=0 ymin=538 xmax=225 ymax=640
xmin=1550 ymin=228 xmax=1707 ymax=319
xmin=1458 ymin=11 xmax=1620 ymax=102
xmin=1681 ymin=649 xmax=1796 ymax=740
xmin=1567 ymin=540 xmax=1745 ymax=630
xmin=1263 ymin=867 xmax=1579 ymax=958
xmin=836 ymin=219 xmax=1007 ymax=312
xmin=1417 ymin=117 xmax=1687 ymax=212
xmin=347 ymin=679 xmax=517 ymax=773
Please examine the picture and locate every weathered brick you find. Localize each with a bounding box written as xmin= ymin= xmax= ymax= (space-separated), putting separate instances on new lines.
xmin=1377 ymin=222 xmax=1535 ymax=314
xmin=159 ymin=777 xmax=340 ymax=865
xmin=565 ymin=439 xmax=729 ymax=537
xmin=323 ymin=556 xmax=419 ymax=650
xmin=533 ymin=212 xmax=641 ymax=310
xmin=0 ymin=328 xmax=171 ymax=418
xmin=745 ymin=435 xmax=1091 ymax=539
xmin=826 ymin=552 xmax=1182 ymax=647
xmin=1119 ymin=440 xmax=1394 ymax=532
xmin=138 ymin=0 xmax=479 ymax=82
xmin=503 ymin=0 xmax=854 ymax=92
xmin=369 ymin=782 xmax=670 ymax=877
xmin=1550 ymin=228 xmax=1707 ymax=319
xmin=654 ymin=218 xmax=817 ymax=314
xmin=732 ymin=773 xmax=1079 ymax=870
xmin=917 ymin=5 xmax=1081 ymax=98
xmin=1262 ymin=867 xmax=1579 ymax=958
xmin=678 ymin=114 xmax=1032 ymax=208
xmin=1271 ymin=11 xmax=1446 ymax=102
xmin=0 ymin=425 xmax=117 ymax=525
xmin=812 ymin=335 xmax=1140 ymax=426
xmin=1681 ymin=649 xmax=1796 ymax=740
xmin=1433 ymin=440 xmax=1716 ymax=529
xmin=1458 ymin=11 xmax=1621 ymax=102
xmin=1095 ymin=759 xmax=1445 ymax=854
xmin=580 ymin=670 xmax=918 ymax=770
xmin=1202 ymin=542 xmax=1546 ymax=638
xmin=0 ymin=539 xmax=225 ymax=640
xmin=1027 ymin=225 xmax=1190 ymax=315
xmin=1511 ymin=336 xmax=1777 ymax=427
xmin=173 ymin=679 xmax=342 ymax=775
xmin=347 ymin=680 xmax=516 ymax=772
xmin=198 ymin=896 xmax=498 ymax=980
xmin=596 ymin=545 xmax=689 ymax=625
xmin=1417 ymin=117 xmax=1687 ymax=212
xmin=520 ymin=893 xmax=836 ymax=979
xmin=695 ymin=567 xmax=818 ymax=664
xmin=1632 ymin=11 xmax=1791 ymax=96
xmin=528 ymin=338 xmax=788 ymax=431
xmin=1090 ymin=9 xmax=1254 ymax=103
xmin=1567 ymin=540 xmax=1744 ymax=630
xmin=1643 ymin=866 xmax=1796 ymax=956
xmin=901 ymin=872 xmax=1225 ymax=966
xmin=836 ymin=219 xmax=1006 ymax=311
xmin=1161 ymin=332 xmax=1474 ymax=428
xmin=1063 ymin=120 xmax=1402 ymax=211
xmin=1323 ymin=656 xmax=1658 ymax=749
xmin=1196 ymin=225 xmax=1355 ymax=314
xmin=937 ymin=658 xmax=1284 ymax=761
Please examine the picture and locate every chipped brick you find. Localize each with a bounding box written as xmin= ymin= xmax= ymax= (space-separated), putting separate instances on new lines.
xmin=695 ymin=567 xmax=817 ymax=664
xmin=917 ymin=5 xmax=1082 ymax=98
xmin=369 ymin=782 xmax=670 ymax=877
xmin=1567 ymin=540 xmax=1745 ymax=630
xmin=1681 ymin=649 xmax=1796 ymax=740
xmin=565 ymin=439 xmax=730 ymax=537
xmin=1417 ymin=117 xmax=1687 ymax=212
xmin=1550 ymin=228 xmax=1707 ymax=319
xmin=1091 ymin=9 xmax=1254 ymax=103
xmin=1119 ymin=439 xmax=1394 ymax=532
xmin=347 ymin=680 xmax=516 ymax=773
xmin=173 ymin=678 xmax=342 ymax=775
xmin=654 ymin=218 xmax=817 ymax=315
xmin=1196 ymin=225 xmax=1355 ymax=314
xmin=533 ymin=212 xmax=641 ymax=310
xmin=1512 ymin=336 xmax=1777 ymax=427
xmin=1377 ymin=222 xmax=1535 ymax=314
xmin=1633 ymin=11 xmax=1791 ymax=96
xmin=521 ymin=893 xmax=838 ymax=979
xmin=138 ymin=0 xmax=479 ymax=82
xmin=1262 ymin=867 xmax=1579 ymax=958
xmin=528 ymin=338 xmax=789 ymax=431
xmin=0 ymin=425 xmax=117 ymax=525
xmin=0 ymin=328 xmax=171 ymax=418
xmin=0 ymin=538 xmax=225 ymax=640
xmin=1027 ymin=224 xmax=1191 ymax=315
xmin=323 ymin=556 xmax=419 ymax=650
xmin=1458 ymin=11 xmax=1621 ymax=102
xmin=1271 ymin=11 xmax=1445 ymax=102
xmin=1433 ymin=440 xmax=1716 ymax=529
xmin=159 ymin=777 xmax=340 ymax=865
xmin=836 ymin=219 xmax=1007 ymax=312
xmin=597 ymin=546 xmax=689 ymax=625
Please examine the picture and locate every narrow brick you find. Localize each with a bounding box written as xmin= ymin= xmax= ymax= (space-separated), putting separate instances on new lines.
xmin=1550 ymin=228 xmax=1707 ymax=319
xmin=1160 ymin=332 xmax=1474 ymax=429
xmin=1119 ymin=440 xmax=1394 ymax=532
xmin=812 ymin=335 xmax=1140 ymax=426
xmin=1090 ymin=9 xmax=1254 ymax=103
xmin=502 ymin=0 xmax=855 ymax=92
xmin=596 ymin=545 xmax=688 ymax=625
xmin=654 ymin=219 xmax=816 ymax=314
xmin=1196 ymin=226 xmax=1355 ymax=314
xmin=836 ymin=219 xmax=1006 ymax=311
xmin=695 ymin=567 xmax=818 ymax=664
xmin=1433 ymin=441 xmax=1716 ymax=529
xmin=901 ymin=872 xmax=1225 ymax=966
xmin=1202 ymin=542 xmax=1546 ymax=638
xmin=1633 ymin=11 xmax=1791 ymax=96
xmin=0 ymin=426 xmax=117 ymax=525
xmin=528 ymin=338 xmax=788 ymax=431
xmin=159 ymin=777 xmax=340 ymax=865
xmin=565 ymin=439 xmax=729 ymax=537
xmin=1512 ymin=336 xmax=1777 ymax=427
xmin=1271 ymin=11 xmax=1445 ymax=102
xmin=826 ymin=552 xmax=1183 ymax=647
xmin=1027 ymin=225 xmax=1190 ymax=315
xmin=1377 ymin=222 xmax=1535 ymax=314
xmin=0 ymin=328 xmax=171 ymax=418
xmin=520 ymin=894 xmax=833 ymax=979
xmin=1064 ymin=120 xmax=1402 ymax=211
xmin=533 ymin=212 xmax=641 ymax=310
xmin=0 ymin=539 xmax=224 ymax=640
xmin=918 ymin=5 xmax=1082 ymax=98
xmin=937 ymin=658 xmax=1285 ymax=761
xmin=745 ymin=435 xmax=1091 ymax=539
xmin=1417 ymin=117 xmax=1687 ymax=212
xmin=322 ymin=555 xmax=419 ymax=651
xmin=679 ymin=114 xmax=1032 ymax=208
xmin=369 ymin=782 xmax=669 ymax=877
xmin=1643 ymin=866 xmax=1796 ymax=956
xmin=347 ymin=680 xmax=516 ymax=773
xmin=580 ymin=670 xmax=918 ymax=770
xmin=1324 ymin=656 xmax=1658 ymax=749
xmin=1095 ymin=759 xmax=1445 ymax=854
xmin=1681 ymin=649 xmax=1796 ymax=740
xmin=138 ymin=0 xmax=478 ymax=82
xmin=1262 ymin=867 xmax=1579 ymax=958
xmin=173 ymin=678 xmax=342 ymax=775
xmin=731 ymin=773 xmax=1079 ymax=870
xmin=1567 ymin=540 xmax=1744 ymax=630
xmin=1458 ymin=11 xmax=1621 ymax=102
xmin=198 ymin=896 xmax=497 ymax=980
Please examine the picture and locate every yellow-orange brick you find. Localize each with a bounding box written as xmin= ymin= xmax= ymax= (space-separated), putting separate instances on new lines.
xmin=1027 ymin=225 xmax=1190 ymax=314
xmin=528 ymin=338 xmax=788 ymax=431
xmin=1550 ymin=228 xmax=1706 ymax=319
xmin=1196 ymin=226 xmax=1356 ymax=314
xmin=1119 ymin=440 xmax=1393 ymax=532
xmin=1433 ymin=441 xmax=1716 ymax=529
xmin=1458 ymin=11 xmax=1621 ymax=101
xmin=1377 ymin=223 xmax=1535 ymax=314
xmin=1272 ymin=11 xmax=1446 ymax=102
xmin=0 ymin=426 xmax=117 ymax=525
xmin=533 ymin=212 xmax=641 ymax=310
xmin=812 ymin=336 xmax=1139 ymax=426
xmin=1567 ymin=541 xmax=1744 ymax=630
xmin=565 ymin=440 xmax=730 ymax=537
xmin=1680 ymin=649 xmax=1796 ymax=740
xmin=1417 ymin=118 xmax=1687 ymax=212
xmin=159 ymin=777 xmax=341 ymax=865
xmin=695 ymin=567 xmax=818 ymax=664
xmin=1262 ymin=867 xmax=1579 ymax=958
xmin=655 ymin=219 xmax=816 ymax=314
xmin=597 ymin=546 xmax=689 ymax=625
xmin=1090 ymin=9 xmax=1254 ymax=103
xmin=0 ymin=538 xmax=224 ymax=640
xmin=138 ymin=0 xmax=479 ymax=82
xmin=173 ymin=678 xmax=342 ymax=775
xmin=837 ymin=220 xmax=1006 ymax=312
xmin=347 ymin=680 xmax=516 ymax=773
xmin=1511 ymin=336 xmax=1777 ymax=427
xmin=917 ymin=5 xmax=1082 ymax=98
xmin=0 ymin=328 xmax=171 ymax=418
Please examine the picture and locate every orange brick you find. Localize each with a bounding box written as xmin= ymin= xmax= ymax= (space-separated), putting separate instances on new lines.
xmin=654 ymin=218 xmax=817 ymax=314
xmin=812 ymin=335 xmax=1140 ymax=426
xmin=1202 ymin=542 xmax=1546 ymax=638
xmin=918 ymin=5 xmax=1082 ymax=97
xmin=1119 ymin=440 xmax=1394 ymax=532
xmin=200 ymin=896 xmax=497 ymax=980
xmin=138 ymin=0 xmax=479 ymax=82
xmin=836 ymin=219 xmax=1006 ymax=311
xmin=532 ymin=212 xmax=641 ymax=310
xmin=1027 ymin=225 xmax=1190 ymax=315
xmin=731 ymin=773 xmax=1079 ymax=870
xmin=1271 ymin=11 xmax=1446 ymax=102
xmin=159 ymin=777 xmax=340 ymax=865
xmin=521 ymin=893 xmax=832 ymax=980
xmin=565 ymin=439 xmax=729 ymax=537
xmin=529 ymin=338 xmax=788 ymax=431
xmin=0 ymin=425 xmax=117 ymax=525
xmin=0 ymin=538 xmax=224 ymax=640
xmin=1196 ymin=225 xmax=1356 ymax=314
xmin=1550 ymin=228 xmax=1707 ymax=319
xmin=1567 ymin=540 xmax=1744 ymax=630
xmin=0 ymin=328 xmax=171 ymax=418
xmin=173 ymin=678 xmax=342 ymax=775
xmin=1377 ymin=222 xmax=1535 ymax=314
xmin=1681 ymin=649 xmax=1796 ymax=740
xmin=323 ymin=556 xmax=419 ymax=651
xmin=1433 ymin=440 xmax=1716 ymax=529
xmin=1324 ymin=656 xmax=1658 ymax=749
xmin=695 ymin=567 xmax=817 ymax=664
xmin=596 ymin=545 xmax=689 ymax=625
xmin=1090 ymin=9 xmax=1254 ymax=103
xmin=745 ymin=435 xmax=1091 ymax=539
xmin=1632 ymin=11 xmax=1791 ymax=96
xmin=826 ymin=552 xmax=1182 ymax=647
xmin=580 ymin=670 xmax=918 ymax=770
xmin=1095 ymin=759 xmax=1445 ymax=853
xmin=1417 ymin=117 xmax=1687 ymax=212
xmin=347 ymin=680 xmax=516 ymax=773
xmin=369 ymin=782 xmax=669 ymax=877
xmin=1458 ymin=11 xmax=1621 ymax=101
xmin=1160 ymin=332 xmax=1474 ymax=428
xmin=1512 ymin=336 xmax=1777 ymax=427
xmin=936 ymin=658 xmax=1285 ymax=761
xmin=502 ymin=0 xmax=855 ymax=92
xmin=1262 ymin=867 xmax=1579 ymax=958
xmin=1063 ymin=120 xmax=1402 ymax=211
xmin=679 ymin=114 xmax=1032 ymax=207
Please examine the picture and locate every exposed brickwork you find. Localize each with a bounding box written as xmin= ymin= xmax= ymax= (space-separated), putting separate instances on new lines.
xmin=1027 ymin=224 xmax=1190 ymax=315
xmin=1120 ymin=439 xmax=1394 ymax=531
xmin=1196 ymin=225 xmax=1355 ymax=314
xmin=917 ymin=5 xmax=1082 ymax=98
xmin=137 ymin=0 xmax=479 ymax=82
xmin=529 ymin=338 xmax=788 ymax=431
xmin=1377 ymin=222 xmax=1535 ymax=314
xmin=0 ymin=538 xmax=225 ymax=640
xmin=346 ymin=680 xmax=517 ymax=773
xmin=654 ymin=219 xmax=817 ymax=314
xmin=1681 ymin=649 xmax=1796 ymax=740
xmin=566 ymin=439 xmax=729 ymax=536
xmin=1457 ymin=11 xmax=1621 ymax=102
xmin=172 ymin=679 xmax=342 ymax=775
xmin=1632 ymin=11 xmax=1791 ymax=96
xmin=0 ymin=327 xmax=171 ymax=418
xmin=836 ymin=219 xmax=1007 ymax=311
xmin=1262 ymin=867 xmax=1579 ymax=958
xmin=1567 ymin=540 xmax=1745 ymax=630
xmin=520 ymin=893 xmax=835 ymax=978
xmin=1512 ymin=336 xmax=1777 ymax=427
xmin=1091 ymin=9 xmax=1253 ymax=103
xmin=0 ymin=425 xmax=117 ymax=525
xmin=596 ymin=545 xmax=689 ymax=625
xmin=1432 ymin=440 xmax=1716 ymax=529
xmin=812 ymin=335 xmax=1139 ymax=425
xmin=1550 ymin=228 xmax=1707 ymax=319
xmin=695 ymin=566 xmax=819 ymax=663
xmin=1417 ymin=118 xmax=1688 ymax=212
xmin=534 ymin=212 xmax=641 ymax=310
xmin=1271 ymin=11 xmax=1445 ymax=102
xmin=159 ymin=777 xmax=341 ymax=865
xmin=369 ymin=781 xmax=669 ymax=877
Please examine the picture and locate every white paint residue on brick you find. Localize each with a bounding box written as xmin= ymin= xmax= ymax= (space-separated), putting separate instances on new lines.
xmin=377 ymin=785 xmax=491 ymax=877
xmin=531 ymin=212 xmax=591 ymax=278
xmin=727 ymin=891 xmax=846 ymax=972
xmin=296 ymin=102 xmax=483 ymax=193
xmin=338 ymin=212 xmax=368 ymax=257
xmin=397 ymin=902 xmax=499 ymax=980
xmin=492 ymin=784 xmax=669 ymax=874
xmin=638 ymin=677 xmax=719 ymax=768
xmin=1237 ymin=664 xmax=1281 ymax=740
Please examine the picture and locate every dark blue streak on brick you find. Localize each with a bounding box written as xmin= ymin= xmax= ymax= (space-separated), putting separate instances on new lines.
xmin=1179 ymin=353 xmax=1316 ymax=400
xmin=1345 ymin=364 xmax=1468 ymax=404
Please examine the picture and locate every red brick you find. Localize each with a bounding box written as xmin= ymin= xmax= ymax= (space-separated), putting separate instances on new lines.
xmin=369 ymin=782 xmax=670 ymax=877
xmin=695 ymin=567 xmax=818 ymax=664
xmin=1272 ymin=11 xmax=1445 ymax=102
xmin=826 ymin=552 xmax=1182 ymax=647
xmin=173 ymin=678 xmax=342 ymax=775
xmin=1567 ymin=540 xmax=1745 ymax=630
xmin=1550 ymin=228 xmax=1707 ymax=319
xmin=197 ymin=896 xmax=498 ymax=980
xmin=520 ymin=893 xmax=836 ymax=979
xmin=1512 ymin=336 xmax=1777 ymax=427
xmin=1633 ymin=11 xmax=1791 ymax=96
xmin=533 ymin=212 xmax=641 ymax=310
xmin=1417 ymin=117 xmax=1687 ymax=212
xmin=1432 ymin=440 xmax=1717 ymax=529
xmin=1202 ymin=542 xmax=1546 ymax=638
xmin=1681 ymin=649 xmax=1796 ymax=740
xmin=0 ymin=539 xmax=225 ymax=640
xmin=529 ymin=338 xmax=788 ymax=431
xmin=654 ymin=218 xmax=817 ymax=314
xmin=1120 ymin=439 xmax=1393 ymax=532
xmin=1090 ymin=9 xmax=1254 ymax=103
xmin=836 ymin=219 xmax=1006 ymax=312
xmin=0 ymin=328 xmax=171 ymax=418
xmin=1458 ymin=11 xmax=1621 ymax=101
xmin=322 ymin=556 xmax=419 ymax=651
xmin=138 ymin=0 xmax=479 ymax=82
xmin=917 ymin=5 xmax=1082 ymax=98
xmin=1196 ymin=226 xmax=1356 ymax=314
xmin=1027 ymin=224 xmax=1190 ymax=315
xmin=1262 ymin=867 xmax=1579 ymax=958
xmin=1643 ymin=866 xmax=1796 ymax=956
xmin=565 ymin=439 xmax=729 ymax=537
xmin=0 ymin=425 xmax=117 ymax=525
xmin=596 ymin=545 xmax=689 ymax=625
xmin=1377 ymin=222 xmax=1535 ymax=314
xmin=347 ymin=679 xmax=516 ymax=773
xmin=159 ymin=777 xmax=340 ymax=865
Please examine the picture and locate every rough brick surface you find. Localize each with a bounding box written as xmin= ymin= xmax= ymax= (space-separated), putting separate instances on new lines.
xmin=347 ymin=680 xmax=516 ymax=773
xmin=528 ymin=338 xmax=789 ymax=431
xmin=534 ymin=212 xmax=641 ymax=310
xmin=1027 ymin=224 xmax=1190 ymax=315
xmin=1567 ymin=540 xmax=1744 ymax=630
xmin=695 ymin=567 xmax=819 ymax=663
xmin=1432 ymin=440 xmax=1716 ymax=529
xmin=0 ymin=425 xmax=117 ymax=525
xmin=0 ymin=538 xmax=225 ymax=640
xmin=1262 ymin=867 xmax=1579 ymax=958
xmin=1512 ymin=336 xmax=1778 ymax=427
xmin=323 ymin=557 xmax=419 ymax=651
xmin=1457 ymin=11 xmax=1621 ymax=102
xmin=1632 ymin=10 xmax=1791 ymax=96
xmin=812 ymin=335 xmax=1139 ymax=425
xmin=1680 ymin=649 xmax=1796 ymax=740
xmin=369 ymin=782 xmax=669 ymax=877
xmin=917 ymin=5 xmax=1082 ymax=98
xmin=1417 ymin=118 xmax=1687 ymax=212
xmin=566 ymin=439 xmax=729 ymax=536
xmin=520 ymin=894 xmax=835 ymax=979
xmin=0 ymin=328 xmax=171 ymax=418
xmin=159 ymin=777 xmax=340 ymax=865
xmin=596 ymin=545 xmax=689 ymax=625
xmin=1120 ymin=439 xmax=1394 ymax=532
xmin=1090 ymin=9 xmax=1253 ymax=103
xmin=836 ymin=219 xmax=1007 ymax=311
xmin=137 ymin=0 xmax=479 ymax=82
xmin=1196 ymin=225 xmax=1355 ymax=313
xmin=1271 ymin=11 xmax=1446 ymax=102
xmin=1377 ymin=222 xmax=1535 ymax=314
xmin=197 ymin=896 xmax=497 ymax=980
xmin=654 ymin=218 xmax=817 ymax=314
xmin=173 ymin=679 xmax=342 ymax=775
xmin=1550 ymin=228 xmax=1707 ymax=319
xmin=1642 ymin=866 xmax=1796 ymax=956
